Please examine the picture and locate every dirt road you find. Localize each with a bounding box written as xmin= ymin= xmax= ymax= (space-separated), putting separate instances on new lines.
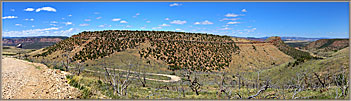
xmin=84 ymin=67 xmax=181 ymax=83
xmin=1 ymin=57 xmax=80 ymax=99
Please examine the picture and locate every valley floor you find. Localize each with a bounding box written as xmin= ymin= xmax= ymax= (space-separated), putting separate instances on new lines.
xmin=1 ymin=57 xmax=80 ymax=99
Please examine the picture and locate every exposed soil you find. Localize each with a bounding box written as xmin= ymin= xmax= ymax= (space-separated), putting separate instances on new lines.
xmin=1 ymin=57 xmax=80 ymax=99
xmin=83 ymin=67 xmax=181 ymax=83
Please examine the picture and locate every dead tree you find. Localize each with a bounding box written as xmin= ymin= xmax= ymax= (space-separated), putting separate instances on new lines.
xmin=182 ymin=69 xmax=202 ymax=95
xmin=136 ymin=63 xmax=147 ymax=87
xmin=334 ymin=66 xmax=348 ymax=99
xmin=334 ymin=74 xmax=339 ymax=99
xmin=216 ymin=71 xmax=234 ymax=99
xmin=340 ymin=66 xmax=348 ymax=98
xmin=61 ymin=53 xmax=71 ymax=71
xmin=102 ymin=58 xmax=133 ymax=96
xmin=103 ymin=60 xmax=133 ymax=96
xmin=292 ymin=72 xmax=305 ymax=99
xmin=257 ymin=70 xmax=261 ymax=89
xmin=180 ymin=79 xmax=186 ymax=97
xmin=247 ymin=80 xmax=270 ymax=99
xmin=75 ymin=61 xmax=85 ymax=76
xmin=313 ymin=72 xmax=325 ymax=88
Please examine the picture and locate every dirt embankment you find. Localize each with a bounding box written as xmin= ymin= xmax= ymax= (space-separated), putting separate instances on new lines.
xmin=1 ymin=57 xmax=80 ymax=99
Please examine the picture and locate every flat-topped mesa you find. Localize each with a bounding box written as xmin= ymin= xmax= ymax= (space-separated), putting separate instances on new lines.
xmin=264 ymin=36 xmax=313 ymax=60
xmin=264 ymin=36 xmax=284 ymax=43
xmin=70 ymin=30 xmax=234 ymax=42
xmin=33 ymin=30 xmax=244 ymax=71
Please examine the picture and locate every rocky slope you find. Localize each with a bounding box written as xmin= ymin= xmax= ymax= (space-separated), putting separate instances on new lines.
xmin=32 ymin=30 xmax=294 ymax=72
xmin=265 ymin=36 xmax=313 ymax=60
xmin=304 ymin=39 xmax=349 ymax=52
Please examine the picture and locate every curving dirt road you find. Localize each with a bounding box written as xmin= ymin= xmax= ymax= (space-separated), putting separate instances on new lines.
xmin=1 ymin=57 xmax=80 ymax=99
xmin=84 ymin=67 xmax=181 ymax=83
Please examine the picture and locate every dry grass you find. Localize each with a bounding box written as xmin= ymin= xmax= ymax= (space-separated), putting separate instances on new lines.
xmin=229 ymin=44 xmax=293 ymax=73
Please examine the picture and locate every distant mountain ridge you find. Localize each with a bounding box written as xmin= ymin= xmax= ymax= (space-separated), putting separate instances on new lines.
xmin=2 ymin=36 xmax=69 ymax=39
xmin=2 ymin=36 xmax=68 ymax=49
xmin=232 ymin=36 xmax=337 ymax=42
xmin=304 ymin=39 xmax=349 ymax=52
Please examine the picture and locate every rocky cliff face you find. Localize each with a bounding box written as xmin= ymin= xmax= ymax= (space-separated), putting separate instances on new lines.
xmin=265 ymin=36 xmax=313 ymax=60
xmin=2 ymin=36 xmax=68 ymax=49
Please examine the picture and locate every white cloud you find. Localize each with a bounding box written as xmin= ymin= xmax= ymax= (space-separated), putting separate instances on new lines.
xmin=220 ymin=27 xmax=232 ymax=30
xmin=241 ymin=9 xmax=247 ymax=12
xmin=245 ymin=28 xmax=256 ymax=32
xmin=3 ymin=27 xmax=61 ymax=37
xmin=98 ymin=25 xmax=105 ymax=28
xmin=125 ymin=25 xmax=132 ymax=28
xmin=165 ymin=18 xmax=170 ymax=20
xmin=112 ymin=18 xmax=121 ymax=21
xmin=175 ymin=28 xmax=182 ymax=31
xmin=2 ymin=16 xmax=18 ymax=19
xmin=10 ymin=9 xmax=15 ymax=12
xmin=98 ymin=24 xmax=112 ymax=28
xmin=24 ymin=8 xmax=34 ymax=11
xmin=15 ymin=24 xmax=22 ymax=26
xmin=146 ymin=21 xmax=151 ymax=23
xmin=79 ymin=23 xmax=90 ymax=26
xmin=50 ymin=21 xmax=58 ymax=23
xmin=170 ymin=20 xmax=187 ymax=24
xmin=84 ymin=19 xmax=91 ymax=21
xmin=140 ymin=27 xmax=146 ymax=29
xmin=64 ymin=22 xmax=72 ymax=25
xmin=24 ymin=18 xmax=34 ymax=21
xmin=194 ymin=20 xmax=213 ymax=25
xmin=68 ymin=14 xmax=72 ymax=17
xmin=159 ymin=23 xmax=170 ymax=27
xmin=170 ymin=3 xmax=182 ymax=7
xmin=120 ymin=20 xmax=128 ymax=23
xmin=152 ymin=27 xmax=162 ymax=29
xmin=96 ymin=17 xmax=102 ymax=19
xmin=202 ymin=20 xmax=213 ymax=25
xmin=225 ymin=13 xmax=239 ymax=17
xmin=53 ymin=28 xmax=75 ymax=36
xmin=38 ymin=27 xmax=59 ymax=31
xmin=35 ymin=7 xmax=56 ymax=12
xmin=227 ymin=22 xmax=240 ymax=24
xmin=50 ymin=24 xmax=57 ymax=26
xmin=32 ymin=25 xmax=35 ymax=27
xmin=219 ymin=18 xmax=240 ymax=21
xmin=133 ymin=13 xmax=140 ymax=18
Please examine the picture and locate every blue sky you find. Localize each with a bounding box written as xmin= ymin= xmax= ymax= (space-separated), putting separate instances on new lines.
xmin=2 ymin=2 xmax=349 ymax=38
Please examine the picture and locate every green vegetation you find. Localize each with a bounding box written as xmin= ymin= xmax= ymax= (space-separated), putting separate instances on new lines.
xmin=27 ymin=30 xmax=349 ymax=99
xmin=33 ymin=30 xmax=239 ymax=71
xmin=285 ymin=41 xmax=310 ymax=48
xmin=304 ymin=39 xmax=349 ymax=57
xmin=2 ymin=46 xmax=35 ymax=56
xmin=260 ymin=47 xmax=349 ymax=90
xmin=265 ymin=36 xmax=314 ymax=61
xmin=318 ymin=39 xmax=348 ymax=49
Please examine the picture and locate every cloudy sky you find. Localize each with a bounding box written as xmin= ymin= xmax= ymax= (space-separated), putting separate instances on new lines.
xmin=2 ymin=2 xmax=349 ymax=38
